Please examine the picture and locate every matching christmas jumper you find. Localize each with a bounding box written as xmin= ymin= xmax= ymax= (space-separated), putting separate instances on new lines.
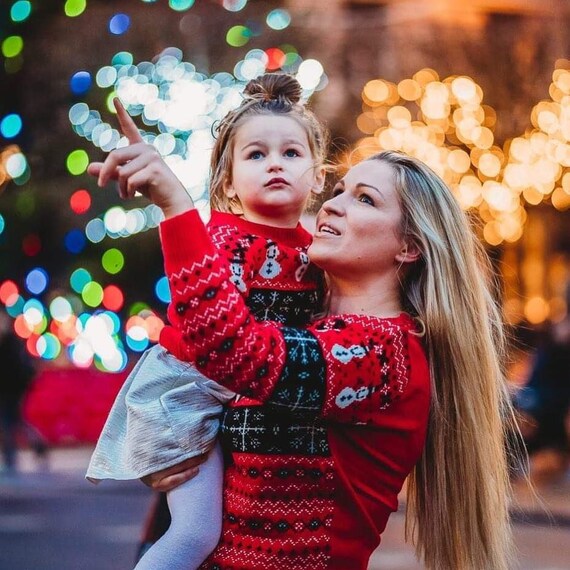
xmin=159 ymin=209 xmax=431 ymax=570
xmin=160 ymin=210 xmax=322 ymax=360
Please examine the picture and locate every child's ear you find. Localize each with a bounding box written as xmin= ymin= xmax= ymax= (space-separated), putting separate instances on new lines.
xmin=223 ymin=177 xmax=236 ymax=198
xmin=311 ymin=166 xmax=326 ymax=196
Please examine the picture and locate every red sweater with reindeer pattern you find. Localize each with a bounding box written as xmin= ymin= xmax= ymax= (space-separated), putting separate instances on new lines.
xmin=159 ymin=209 xmax=431 ymax=570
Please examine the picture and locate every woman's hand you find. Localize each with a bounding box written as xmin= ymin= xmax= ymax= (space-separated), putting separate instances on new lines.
xmin=140 ymin=453 xmax=208 ymax=492
xmin=87 ymin=98 xmax=194 ymax=219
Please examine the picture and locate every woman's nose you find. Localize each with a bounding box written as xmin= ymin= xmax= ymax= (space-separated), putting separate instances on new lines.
xmin=321 ymin=194 xmax=344 ymax=215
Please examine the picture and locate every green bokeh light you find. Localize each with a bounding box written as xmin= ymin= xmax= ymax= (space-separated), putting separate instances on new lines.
xmin=102 ymin=248 xmax=125 ymax=274
xmin=226 ymin=25 xmax=251 ymax=47
xmin=65 ymin=0 xmax=87 ymax=17
xmin=82 ymin=281 xmax=104 ymax=307
xmin=66 ymin=149 xmax=89 ymax=175
xmin=2 ymin=36 xmax=24 ymax=58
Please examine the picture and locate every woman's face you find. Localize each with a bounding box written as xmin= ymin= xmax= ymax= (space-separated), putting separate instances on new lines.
xmin=308 ymin=159 xmax=408 ymax=279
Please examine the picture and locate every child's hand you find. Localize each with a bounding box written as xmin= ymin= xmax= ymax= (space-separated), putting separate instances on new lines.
xmin=140 ymin=453 xmax=208 ymax=492
xmin=87 ymin=98 xmax=194 ymax=219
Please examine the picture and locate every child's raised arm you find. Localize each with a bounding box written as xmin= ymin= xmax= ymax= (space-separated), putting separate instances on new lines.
xmin=87 ymin=98 xmax=194 ymax=219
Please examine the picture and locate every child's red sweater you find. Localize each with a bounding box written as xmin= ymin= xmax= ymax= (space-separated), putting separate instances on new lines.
xmin=160 ymin=210 xmax=322 ymax=359
xmin=160 ymin=210 xmax=431 ymax=570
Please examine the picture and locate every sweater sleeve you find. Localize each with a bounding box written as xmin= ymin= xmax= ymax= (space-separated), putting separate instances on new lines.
xmin=159 ymin=210 xmax=427 ymax=423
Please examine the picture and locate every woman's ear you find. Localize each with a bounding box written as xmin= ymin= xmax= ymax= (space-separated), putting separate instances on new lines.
xmin=311 ymin=166 xmax=326 ymax=196
xmin=395 ymin=241 xmax=421 ymax=264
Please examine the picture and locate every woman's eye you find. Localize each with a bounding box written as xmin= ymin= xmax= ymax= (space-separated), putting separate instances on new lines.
xmin=331 ymin=187 xmax=343 ymax=197
xmin=358 ymin=194 xmax=374 ymax=205
xmin=284 ymin=148 xmax=300 ymax=158
xmin=248 ymin=150 xmax=263 ymax=160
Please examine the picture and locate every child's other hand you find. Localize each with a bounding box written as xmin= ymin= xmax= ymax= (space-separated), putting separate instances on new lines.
xmin=140 ymin=453 xmax=207 ymax=492
xmin=87 ymin=98 xmax=194 ymax=218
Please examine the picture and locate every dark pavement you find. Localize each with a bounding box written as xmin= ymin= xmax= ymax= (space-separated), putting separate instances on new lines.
xmin=1 ymin=447 xmax=569 ymax=570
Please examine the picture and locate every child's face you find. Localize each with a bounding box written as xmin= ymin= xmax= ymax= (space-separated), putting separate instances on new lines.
xmin=224 ymin=114 xmax=324 ymax=228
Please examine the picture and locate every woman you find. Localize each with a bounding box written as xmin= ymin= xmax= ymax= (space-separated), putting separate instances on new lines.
xmin=94 ymin=106 xmax=516 ymax=569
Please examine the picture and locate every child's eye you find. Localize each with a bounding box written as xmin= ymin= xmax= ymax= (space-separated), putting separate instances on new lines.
xmin=331 ymin=186 xmax=343 ymax=197
xmin=248 ymin=150 xmax=264 ymax=160
xmin=284 ymin=148 xmax=300 ymax=158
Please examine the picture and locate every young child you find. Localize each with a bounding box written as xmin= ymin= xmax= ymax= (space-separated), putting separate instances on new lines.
xmin=86 ymin=73 xmax=328 ymax=570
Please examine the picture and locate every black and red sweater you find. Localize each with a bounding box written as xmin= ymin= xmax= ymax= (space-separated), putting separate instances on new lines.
xmin=159 ymin=210 xmax=431 ymax=570
xmin=160 ymin=210 xmax=323 ymax=360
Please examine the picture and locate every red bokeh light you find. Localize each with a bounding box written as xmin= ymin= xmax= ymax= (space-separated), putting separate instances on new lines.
xmin=102 ymin=285 xmax=124 ymax=312
xmin=70 ymin=189 xmax=92 ymax=214
xmin=22 ymin=234 xmax=42 ymax=257
xmin=265 ymin=48 xmax=286 ymax=71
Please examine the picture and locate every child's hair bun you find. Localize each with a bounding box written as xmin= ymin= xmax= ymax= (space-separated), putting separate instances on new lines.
xmin=244 ymin=73 xmax=302 ymax=105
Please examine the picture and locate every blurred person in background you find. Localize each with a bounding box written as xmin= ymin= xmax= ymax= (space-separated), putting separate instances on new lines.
xmin=514 ymin=284 xmax=570 ymax=484
xmin=0 ymin=308 xmax=47 ymax=475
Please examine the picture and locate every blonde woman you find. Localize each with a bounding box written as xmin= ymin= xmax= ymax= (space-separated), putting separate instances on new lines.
xmin=95 ymin=102 xmax=516 ymax=570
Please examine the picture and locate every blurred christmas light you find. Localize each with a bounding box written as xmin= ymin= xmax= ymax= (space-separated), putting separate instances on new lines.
xmin=223 ymin=0 xmax=247 ymax=11
xmin=25 ymin=268 xmax=48 ymax=295
xmin=109 ymin=13 xmax=130 ymax=35
xmin=102 ymin=285 xmax=124 ymax=311
xmin=70 ymin=268 xmax=92 ymax=294
xmin=101 ymin=248 xmax=124 ymax=274
xmin=70 ymin=189 xmax=92 ymax=214
xmin=22 ymin=233 xmax=41 ymax=256
xmin=10 ymin=1 xmax=32 ymax=22
xmin=66 ymin=149 xmax=89 ymax=175
xmin=354 ymin=65 xmax=570 ymax=246
xmin=155 ymin=276 xmax=171 ymax=303
xmin=70 ymin=71 xmax=92 ymax=95
xmin=1 ymin=114 xmax=23 ymax=138
xmin=81 ymin=281 xmax=104 ymax=307
xmin=227 ymin=25 xmax=251 ymax=47
xmin=266 ymin=9 xmax=291 ymax=30
xmin=64 ymin=0 xmax=87 ymax=18
xmin=64 ymin=229 xmax=87 ymax=254
xmin=169 ymin=0 xmax=195 ymax=11
xmin=2 ymin=36 xmax=23 ymax=58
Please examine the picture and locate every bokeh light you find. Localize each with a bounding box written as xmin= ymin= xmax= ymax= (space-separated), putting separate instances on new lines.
xmin=66 ymin=149 xmax=89 ymax=175
xmin=227 ymin=25 xmax=251 ymax=47
xmin=65 ymin=229 xmax=87 ymax=254
xmin=102 ymin=285 xmax=124 ymax=311
xmin=266 ymin=9 xmax=291 ymax=30
xmin=70 ymin=71 xmax=92 ymax=95
xmin=155 ymin=276 xmax=171 ymax=303
xmin=25 ymin=268 xmax=48 ymax=295
xmin=2 ymin=36 xmax=24 ymax=58
xmin=82 ymin=281 xmax=104 ymax=307
xmin=223 ymin=0 xmax=247 ymax=11
xmin=64 ymin=0 xmax=87 ymax=18
xmin=70 ymin=189 xmax=92 ymax=214
xmin=169 ymin=0 xmax=195 ymax=11
xmin=70 ymin=268 xmax=92 ymax=294
xmin=1 ymin=114 xmax=23 ymax=138
xmin=11 ymin=1 xmax=32 ymax=22
xmin=109 ymin=13 xmax=130 ymax=35
xmin=101 ymin=248 xmax=125 ymax=274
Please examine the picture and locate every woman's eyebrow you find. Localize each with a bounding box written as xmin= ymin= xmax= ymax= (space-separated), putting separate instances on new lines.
xmin=356 ymin=182 xmax=384 ymax=198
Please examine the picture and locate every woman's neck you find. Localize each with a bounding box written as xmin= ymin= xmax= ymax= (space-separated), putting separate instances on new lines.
xmin=326 ymin=274 xmax=403 ymax=318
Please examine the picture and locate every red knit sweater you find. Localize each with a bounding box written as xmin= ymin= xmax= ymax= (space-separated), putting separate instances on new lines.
xmin=159 ymin=210 xmax=431 ymax=570
xmin=160 ymin=210 xmax=323 ymax=359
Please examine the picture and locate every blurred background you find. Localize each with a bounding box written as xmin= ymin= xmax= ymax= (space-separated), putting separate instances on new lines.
xmin=1 ymin=1 xmax=569 ymax=569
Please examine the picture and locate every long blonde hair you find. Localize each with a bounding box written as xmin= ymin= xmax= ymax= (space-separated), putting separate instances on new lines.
xmin=368 ymin=151 xmax=517 ymax=569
